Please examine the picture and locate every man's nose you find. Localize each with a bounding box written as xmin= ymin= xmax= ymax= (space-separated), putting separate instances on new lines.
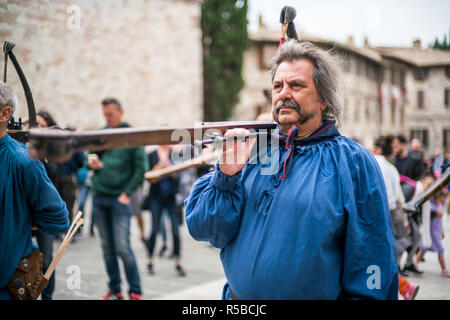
xmin=278 ymin=82 xmax=292 ymax=99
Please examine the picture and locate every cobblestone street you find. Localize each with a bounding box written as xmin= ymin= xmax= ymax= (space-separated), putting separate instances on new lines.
xmin=52 ymin=207 xmax=226 ymax=300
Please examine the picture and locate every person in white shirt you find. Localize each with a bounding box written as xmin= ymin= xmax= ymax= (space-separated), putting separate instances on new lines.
xmin=371 ymin=136 xmax=408 ymax=264
xmin=371 ymin=135 xmax=420 ymax=300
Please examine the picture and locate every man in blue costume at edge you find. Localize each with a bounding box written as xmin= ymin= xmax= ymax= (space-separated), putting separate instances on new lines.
xmin=0 ymin=82 xmax=69 ymax=300
xmin=185 ymin=40 xmax=398 ymax=299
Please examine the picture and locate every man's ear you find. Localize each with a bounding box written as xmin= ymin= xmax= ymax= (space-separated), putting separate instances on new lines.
xmin=0 ymin=106 xmax=12 ymax=123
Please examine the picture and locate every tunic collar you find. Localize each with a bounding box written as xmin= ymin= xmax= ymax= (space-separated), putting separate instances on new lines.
xmin=272 ymin=120 xmax=340 ymax=146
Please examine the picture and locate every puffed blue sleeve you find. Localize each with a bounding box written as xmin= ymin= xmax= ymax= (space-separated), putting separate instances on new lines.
xmin=339 ymin=146 xmax=398 ymax=300
xmin=23 ymin=159 xmax=70 ymax=235
xmin=185 ymin=165 xmax=243 ymax=249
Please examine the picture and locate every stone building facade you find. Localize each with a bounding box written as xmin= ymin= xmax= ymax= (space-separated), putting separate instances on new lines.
xmin=0 ymin=0 xmax=203 ymax=130
xmin=377 ymin=43 xmax=450 ymax=154
xmin=233 ymin=25 xmax=450 ymax=156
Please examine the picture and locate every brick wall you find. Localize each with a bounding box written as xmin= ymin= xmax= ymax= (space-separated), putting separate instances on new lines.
xmin=0 ymin=0 xmax=203 ymax=130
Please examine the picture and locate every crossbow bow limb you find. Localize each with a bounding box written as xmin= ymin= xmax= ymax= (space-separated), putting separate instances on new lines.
xmin=3 ymin=41 xmax=37 ymax=143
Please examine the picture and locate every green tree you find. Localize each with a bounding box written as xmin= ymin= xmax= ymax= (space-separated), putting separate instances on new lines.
xmin=432 ymin=31 xmax=450 ymax=50
xmin=202 ymin=0 xmax=250 ymax=121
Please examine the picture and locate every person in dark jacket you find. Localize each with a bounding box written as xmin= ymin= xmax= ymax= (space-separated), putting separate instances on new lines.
xmin=37 ymin=111 xmax=85 ymax=224
xmin=143 ymin=145 xmax=186 ymax=277
xmin=392 ymin=135 xmax=426 ymax=181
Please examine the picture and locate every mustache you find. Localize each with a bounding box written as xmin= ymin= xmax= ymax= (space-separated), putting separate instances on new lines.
xmin=275 ymin=99 xmax=301 ymax=113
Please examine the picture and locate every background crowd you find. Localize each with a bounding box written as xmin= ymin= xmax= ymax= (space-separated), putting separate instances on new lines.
xmin=32 ymin=99 xmax=213 ymax=300
xmin=368 ymin=134 xmax=449 ymax=300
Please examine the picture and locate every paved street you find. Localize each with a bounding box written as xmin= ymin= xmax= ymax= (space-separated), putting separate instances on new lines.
xmin=50 ymin=197 xmax=450 ymax=300
xmin=52 ymin=204 xmax=226 ymax=300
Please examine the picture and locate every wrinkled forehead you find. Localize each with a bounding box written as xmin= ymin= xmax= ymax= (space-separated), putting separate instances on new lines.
xmin=272 ymin=59 xmax=314 ymax=83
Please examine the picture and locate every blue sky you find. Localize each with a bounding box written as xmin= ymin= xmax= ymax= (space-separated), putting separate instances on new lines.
xmin=247 ymin=0 xmax=450 ymax=48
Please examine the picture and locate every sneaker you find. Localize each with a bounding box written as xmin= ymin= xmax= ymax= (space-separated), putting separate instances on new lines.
xmin=403 ymin=284 xmax=420 ymax=300
xmin=129 ymin=292 xmax=142 ymax=300
xmin=97 ymin=290 xmax=124 ymax=300
xmin=147 ymin=263 xmax=154 ymax=275
xmin=89 ymin=225 xmax=95 ymax=237
xmin=159 ymin=244 xmax=168 ymax=257
xmin=399 ymin=269 xmax=410 ymax=277
xmin=403 ymin=263 xmax=424 ymax=275
xmin=441 ymin=269 xmax=450 ymax=277
xmin=175 ymin=265 xmax=186 ymax=277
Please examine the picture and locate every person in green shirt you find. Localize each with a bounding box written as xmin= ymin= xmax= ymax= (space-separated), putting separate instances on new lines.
xmin=88 ymin=98 xmax=146 ymax=300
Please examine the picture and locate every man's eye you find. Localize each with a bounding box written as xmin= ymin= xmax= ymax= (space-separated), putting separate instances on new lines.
xmin=273 ymin=84 xmax=282 ymax=91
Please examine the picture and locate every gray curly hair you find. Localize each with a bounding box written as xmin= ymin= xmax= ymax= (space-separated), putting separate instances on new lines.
xmin=270 ymin=40 xmax=343 ymax=126
xmin=0 ymin=82 xmax=17 ymax=118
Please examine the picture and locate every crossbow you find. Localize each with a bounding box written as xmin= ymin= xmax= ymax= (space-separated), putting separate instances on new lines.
xmin=3 ymin=41 xmax=276 ymax=162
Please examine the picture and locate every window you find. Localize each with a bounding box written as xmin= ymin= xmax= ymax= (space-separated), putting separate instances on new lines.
xmin=410 ymin=129 xmax=429 ymax=148
xmin=257 ymin=44 xmax=265 ymax=70
xmin=262 ymin=89 xmax=271 ymax=101
xmin=373 ymin=66 xmax=379 ymax=82
xmin=356 ymin=58 xmax=362 ymax=76
xmin=391 ymin=100 xmax=396 ymax=125
xmin=445 ymin=88 xmax=450 ymax=107
xmin=414 ymin=68 xmax=428 ymax=81
xmin=366 ymin=62 xmax=377 ymax=81
xmin=342 ymin=57 xmax=351 ymax=73
xmin=400 ymin=106 xmax=405 ymax=125
xmin=378 ymin=67 xmax=385 ymax=82
xmin=417 ymin=90 xmax=424 ymax=108
xmin=254 ymin=105 xmax=263 ymax=119
xmin=390 ymin=67 xmax=395 ymax=84
xmin=444 ymin=129 xmax=450 ymax=151
xmin=378 ymin=103 xmax=383 ymax=125
xmin=366 ymin=61 xmax=371 ymax=79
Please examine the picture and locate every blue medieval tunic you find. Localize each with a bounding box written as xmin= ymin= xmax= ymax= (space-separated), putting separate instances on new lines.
xmin=0 ymin=134 xmax=69 ymax=299
xmin=185 ymin=121 xmax=398 ymax=299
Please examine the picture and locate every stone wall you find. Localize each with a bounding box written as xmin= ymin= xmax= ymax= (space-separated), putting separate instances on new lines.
xmin=405 ymin=66 xmax=450 ymax=153
xmin=0 ymin=0 xmax=203 ymax=130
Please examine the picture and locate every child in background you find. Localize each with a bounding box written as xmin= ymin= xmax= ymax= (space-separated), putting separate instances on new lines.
xmin=416 ymin=192 xmax=450 ymax=277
